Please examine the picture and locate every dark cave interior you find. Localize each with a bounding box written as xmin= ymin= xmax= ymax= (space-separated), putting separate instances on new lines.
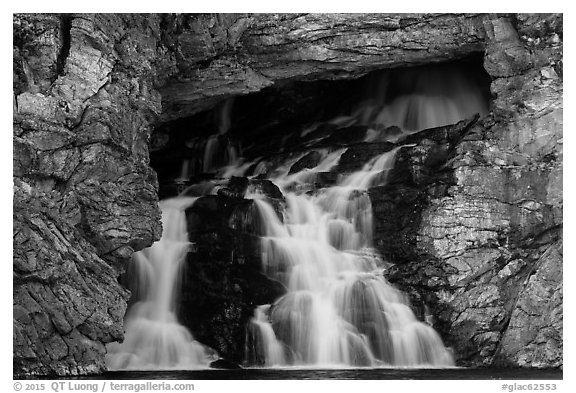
xmin=150 ymin=53 xmax=491 ymax=199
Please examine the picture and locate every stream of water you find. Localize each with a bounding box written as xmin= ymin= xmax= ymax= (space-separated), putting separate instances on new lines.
xmin=243 ymin=146 xmax=453 ymax=367
xmin=105 ymin=198 xmax=216 ymax=370
xmin=105 ymin=65 xmax=493 ymax=373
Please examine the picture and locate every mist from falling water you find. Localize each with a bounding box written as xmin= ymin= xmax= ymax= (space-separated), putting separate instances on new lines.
xmin=105 ymin=197 xmax=216 ymax=370
xmin=244 ymin=146 xmax=455 ymax=368
xmin=354 ymin=64 xmax=488 ymax=136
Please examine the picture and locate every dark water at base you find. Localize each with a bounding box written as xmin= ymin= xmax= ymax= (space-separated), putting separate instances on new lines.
xmin=92 ymin=368 xmax=562 ymax=380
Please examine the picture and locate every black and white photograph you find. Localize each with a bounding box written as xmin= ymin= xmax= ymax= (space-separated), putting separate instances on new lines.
xmin=10 ymin=5 xmax=565 ymax=390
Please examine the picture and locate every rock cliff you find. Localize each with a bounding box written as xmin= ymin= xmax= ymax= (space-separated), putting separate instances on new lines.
xmin=13 ymin=13 xmax=562 ymax=376
xmin=14 ymin=14 xmax=163 ymax=376
xmin=388 ymin=15 xmax=562 ymax=367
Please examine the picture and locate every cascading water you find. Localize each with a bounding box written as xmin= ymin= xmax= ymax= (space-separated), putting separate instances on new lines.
xmin=138 ymin=60 xmax=489 ymax=371
xmin=105 ymin=197 xmax=215 ymax=370
xmin=244 ymin=147 xmax=455 ymax=367
xmin=294 ymin=63 xmax=489 ymax=145
xmin=203 ymin=98 xmax=239 ymax=173
xmin=352 ymin=63 xmax=489 ymax=135
xmin=238 ymin=63 xmax=490 ymax=368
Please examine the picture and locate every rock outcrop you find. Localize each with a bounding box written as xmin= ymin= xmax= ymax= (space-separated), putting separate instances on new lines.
xmin=14 ymin=14 xmax=163 ymax=376
xmin=13 ymin=179 xmax=129 ymax=375
xmin=176 ymin=181 xmax=287 ymax=364
xmin=157 ymin=13 xmax=488 ymax=121
xmin=13 ymin=13 xmax=562 ymax=376
xmin=385 ymin=15 xmax=562 ymax=367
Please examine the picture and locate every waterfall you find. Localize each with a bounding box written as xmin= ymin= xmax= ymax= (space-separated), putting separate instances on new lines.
xmin=351 ymin=63 xmax=488 ymax=135
xmin=244 ymin=148 xmax=455 ymax=367
xmin=245 ymin=305 xmax=287 ymax=367
xmin=129 ymin=62 xmax=487 ymax=370
xmin=203 ymin=98 xmax=239 ymax=173
xmin=105 ymin=197 xmax=215 ymax=370
xmin=175 ymin=159 xmax=192 ymax=183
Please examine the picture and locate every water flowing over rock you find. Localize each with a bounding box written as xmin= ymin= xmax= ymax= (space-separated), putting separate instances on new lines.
xmin=13 ymin=13 xmax=562 ymax=376
xmin=243 ymin=148 xmax=454 ymax=367
xmin=105 ymin=198 xmax=216 ymax=370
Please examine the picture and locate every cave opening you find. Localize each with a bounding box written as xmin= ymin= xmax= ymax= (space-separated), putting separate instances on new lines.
xmin=150 ymin=53 xmax=491 ymax=199
xmin=109 ymin=53 xmax=493 ymax=370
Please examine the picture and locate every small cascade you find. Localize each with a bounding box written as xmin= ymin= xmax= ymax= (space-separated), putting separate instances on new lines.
xmin=245 ymin=305 xmax=287 ymax=367
xmin=244 ymin=147 xmax=455 ymax=368
xmin=203 ymin=135 xmax=221 ymax=173
xmin=216 ymin=97 xmax=234 ymax=134
xmin=274 ymin=148 xmax=347 ymax=191
xmin=175 ymin=159 xmax=192 ymax=183
xmin=312 ymin=148 xmax=400 ymax=251
xmin=203 ymin=98 xmax=239 ymax=173
xmin=220 ymin=158 xmax=255 ymax=178
xmin=351 ymin=64 xmax=488 ymax=135
xmin=201 ymin=135 xmax=240 ymax=174
xmin=105 ymin=197 xmax=216 ymax=370
xmin=170 ymin=98 xmax=241 ymax=182
xmin=340 ymin=147 xmax=400 ymax=189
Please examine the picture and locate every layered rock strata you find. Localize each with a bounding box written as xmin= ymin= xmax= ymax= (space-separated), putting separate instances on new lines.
xmin=14 ymin=14 xmax=163 ymax=376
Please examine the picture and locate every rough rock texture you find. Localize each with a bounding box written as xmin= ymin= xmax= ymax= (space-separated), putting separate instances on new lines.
xmin=13 ymin=179 xmax=128 ymax=375
xmin=14 ymin=13 xmax=562 ymax=375
xmin=176 ymin=183 xmax=287 ymax=364
xmin=157 ymin=13 xmax=489 ymax=121
xmin=384 ymin=14 xmax=562 ymax=368
xmin=14 ymin=14 xmax=163 ymax=376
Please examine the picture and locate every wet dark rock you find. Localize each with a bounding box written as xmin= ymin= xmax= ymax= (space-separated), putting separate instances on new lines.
xmin=177 ymin=193 xmax=287 ymax=363
xmin=323 ymin=125 xmax=369 ymax=146
xmin=369 ymin=126 xmax=403 ymax=142
xmin=248 ymin=179 xmax=285 ymax=200
xmin=313 ymin=172 xmax=340 ymax=188
xmin=336 ymin=142 xmax=396 ymax=173
xmin=289 ymin=151 xmax=322 ymax=174
xmin=398 ymin=116 xmax=479 ymax=147
xmin=219 ymin=177 xmax=249 ymax=199
xmin=216 ymin=177 xmax=285 ymax=212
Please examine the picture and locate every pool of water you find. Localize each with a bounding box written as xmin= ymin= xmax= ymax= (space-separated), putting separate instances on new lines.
xmin=89 ymin=368 xmax=562 ymax=380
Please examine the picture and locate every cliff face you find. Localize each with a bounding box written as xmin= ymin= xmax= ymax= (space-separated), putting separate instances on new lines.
xmin=365 ymin=15 xmax=562 ymax=367
xmin=13 ymin=13 xmax=562 ymax=376
xmin=396 ymin=15 xmax=562 ymax=367
xmin=13 ymin=14 xmax=163 ymax=376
